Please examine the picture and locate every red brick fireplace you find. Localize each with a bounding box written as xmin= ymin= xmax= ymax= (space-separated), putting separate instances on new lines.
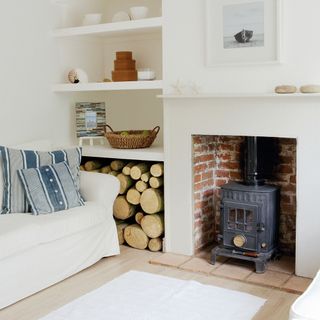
xmin=193 ymin=135 xmax=297 ymax=255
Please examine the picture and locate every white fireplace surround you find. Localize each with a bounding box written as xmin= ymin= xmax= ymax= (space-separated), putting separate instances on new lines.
xmin=162 ymin=94 xmax=320 ymax=278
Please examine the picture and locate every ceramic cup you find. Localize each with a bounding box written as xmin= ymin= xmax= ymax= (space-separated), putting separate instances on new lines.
xmin=82 ymin=13 xmax=102 ymax=26
xmin=129 ymin=6 xmax=149 ymax=20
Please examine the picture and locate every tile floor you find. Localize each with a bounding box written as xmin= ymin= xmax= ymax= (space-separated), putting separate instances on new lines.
xmin=150 ymin=247 xmax=313 ymax=294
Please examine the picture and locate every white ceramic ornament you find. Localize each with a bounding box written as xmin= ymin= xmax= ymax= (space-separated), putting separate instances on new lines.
xmin=82 ymin=13 xmax=102 ymax=26
xmin=68 ymin=69 xmax=89 ymax=84
xmin=129 ymin=6 xmax=149 ymax=20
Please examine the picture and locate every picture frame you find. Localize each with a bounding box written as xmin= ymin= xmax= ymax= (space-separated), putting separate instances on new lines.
xmin=206 ymin=0 xmax=282 ymax=66
xmin=75 ymin=102 xmax=106 ymax=138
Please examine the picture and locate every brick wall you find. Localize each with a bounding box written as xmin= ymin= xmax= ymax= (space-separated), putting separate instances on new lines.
xmin=266 ymin=139 xmax=297 ymax=254
xmin=193 ymin=135 xmax=296 ymax=255
xmin=193 ymin=136 xmax=215 ymax=251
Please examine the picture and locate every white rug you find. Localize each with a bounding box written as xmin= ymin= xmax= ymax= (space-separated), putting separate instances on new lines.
xmin=41 ymin=271 xmax=266 ymax=320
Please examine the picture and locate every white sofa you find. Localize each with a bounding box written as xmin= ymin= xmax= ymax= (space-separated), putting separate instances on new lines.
xmin=289 ymin=270 xmax=320 ymax=320
xmin=0 ymin=170 xmax=120 ymax=309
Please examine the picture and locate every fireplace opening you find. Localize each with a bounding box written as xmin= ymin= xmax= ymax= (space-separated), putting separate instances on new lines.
xmin=193 ymin=135 xmax=297 ymax=272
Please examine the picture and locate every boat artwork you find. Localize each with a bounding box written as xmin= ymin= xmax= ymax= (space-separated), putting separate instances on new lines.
xmin=234 ymin=29 xmax=253 ymax=43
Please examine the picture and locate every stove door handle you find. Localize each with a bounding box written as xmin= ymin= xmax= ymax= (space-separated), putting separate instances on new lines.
xmin=257 ymin=223 xmax=265 ymax=232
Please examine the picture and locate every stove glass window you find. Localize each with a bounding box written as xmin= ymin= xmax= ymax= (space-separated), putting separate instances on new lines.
xmin=237 ymin=209 xmax=244 ymax=230
xmin=227 ymin=208 xmax=255 ymax=232
xmin=245 ymin=210 xmax=254 ymax=232
xmin=228 ymin=209 xmax=236 ymax=229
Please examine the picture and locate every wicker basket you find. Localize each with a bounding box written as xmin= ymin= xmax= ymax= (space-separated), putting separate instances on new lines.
xmin=104 ymin=125 xmax=160 ymax=149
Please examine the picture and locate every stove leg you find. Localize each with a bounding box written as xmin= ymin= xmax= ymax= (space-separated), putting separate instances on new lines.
xmin=210 ymin=249 xmax=217 ymax=265
xmin=255 ymin=260 xmax=266 ymax=274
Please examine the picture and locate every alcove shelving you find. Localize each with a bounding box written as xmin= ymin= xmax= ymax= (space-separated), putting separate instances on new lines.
xmin=82 ymin=144 xmax=164 ymax=162
xmin=52 ymin=80 xmax=163 ymax=93
xmin=52 ymin=17 xmax=162 ymax=38
xmin=52 ymin=0 xmax=164 ymax=160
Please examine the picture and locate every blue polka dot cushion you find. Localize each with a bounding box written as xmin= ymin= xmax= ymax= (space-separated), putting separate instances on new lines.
xmin=17 ymin=162 xmax=84 ymax=215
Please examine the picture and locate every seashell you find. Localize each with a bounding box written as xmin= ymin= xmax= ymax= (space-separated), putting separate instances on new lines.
xmin=275 ymin=85 xmax=297 ymax=94
xmin=300 ymin=85 xmax=320 ymax=94
xmin=68 ymin=69 xmax=89 ymax=84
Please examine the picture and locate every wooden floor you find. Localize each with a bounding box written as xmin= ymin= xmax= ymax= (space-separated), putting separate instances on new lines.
xmin=0 ymin=246 xmax=299 ymax=320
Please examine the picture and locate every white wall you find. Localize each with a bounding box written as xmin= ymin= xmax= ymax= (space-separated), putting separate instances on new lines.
xmin=0 ymin=0 xmax=164 ymax=147
xmin=162 ymin=0 xmax=320 ymax=277
xmin=163 ymin=0 xmax=320 ymax=93
xmin=0 ymin=0 xmax=75 ymax=146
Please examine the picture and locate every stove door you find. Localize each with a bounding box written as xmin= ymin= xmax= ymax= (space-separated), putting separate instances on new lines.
xmin=222 ymin=201 xmax=261 ymax=252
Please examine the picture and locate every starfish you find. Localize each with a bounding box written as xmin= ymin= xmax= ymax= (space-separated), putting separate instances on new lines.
xmin=171 ymin=79 xmax=186 ymax=95
xmin=188 ymin=81 xmax=201 ymax=95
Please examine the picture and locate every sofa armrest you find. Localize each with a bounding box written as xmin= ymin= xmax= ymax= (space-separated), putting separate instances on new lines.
xmin=80 ymin=171 xmax=120 ymax=210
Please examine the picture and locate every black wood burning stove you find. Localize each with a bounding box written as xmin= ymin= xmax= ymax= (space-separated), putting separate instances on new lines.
xmin=211 ymin=137 xmax=279 ymax=273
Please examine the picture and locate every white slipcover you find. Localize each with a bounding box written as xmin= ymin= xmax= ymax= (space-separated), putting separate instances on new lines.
xmin=289 ymin=271 xmax=320 ymax=320
xmin=0 ymin=170 xmax=120 ymax=309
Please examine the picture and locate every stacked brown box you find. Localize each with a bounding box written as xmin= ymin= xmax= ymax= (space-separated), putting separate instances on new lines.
xmin=112 ymin=51 xmax=138 ymax=82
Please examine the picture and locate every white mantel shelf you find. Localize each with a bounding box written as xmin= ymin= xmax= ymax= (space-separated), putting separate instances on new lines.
xmin=82 ymin=145 xmax=164 ymax=162
xmin=159 ymin=93 xmax=320 ymax=99
xmin=52 ymin=17 xmax=162 ymax=38
xmin=53 ymin=81 xmax=163 ymax=92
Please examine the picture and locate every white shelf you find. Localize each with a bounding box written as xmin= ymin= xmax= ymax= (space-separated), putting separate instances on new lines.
xmin=52 ymin=81 xmax=163 ymax=92
xmin=52 ymin=17 xmax=162 ymax=38
xmin=82 ymin=144 xmax=164 ymax=162
xmin=159 ymin=93 xmax=320 ymax=99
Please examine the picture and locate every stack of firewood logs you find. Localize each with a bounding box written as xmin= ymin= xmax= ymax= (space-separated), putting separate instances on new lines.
xmin=81 ymin=159 xmax=164 ymax=252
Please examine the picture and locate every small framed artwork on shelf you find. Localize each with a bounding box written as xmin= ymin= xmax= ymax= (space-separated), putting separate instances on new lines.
xmin=206 ymin=0 xmax=282 ymax=66
xmin=75 ymin=102 xmax=106 ymax=138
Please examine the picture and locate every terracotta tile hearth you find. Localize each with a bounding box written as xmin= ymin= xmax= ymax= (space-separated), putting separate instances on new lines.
xmin=246 ymin=270 xmax=291 ymax=288
xmin=282 ymin=276 xmax=313 ymax=294
xmin=149 ymin=247 xmax=311 ymax=294
xmin=211 ymin=261 xmax=253 ymax=281
xmin=150 ymin=252 xmax=191 ymax=267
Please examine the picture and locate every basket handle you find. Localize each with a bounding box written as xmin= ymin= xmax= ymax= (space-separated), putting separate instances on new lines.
xmin=104 ymin=124 xmax=114 ymax=134
xmin=151 ymin=126 xmax=160 ymax=135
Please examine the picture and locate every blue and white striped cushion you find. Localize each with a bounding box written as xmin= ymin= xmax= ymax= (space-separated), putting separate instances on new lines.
xmin=18 ymin=162 xmax=84 ymax=215
xmin=0 ymin=146 xmax=82 ymax=214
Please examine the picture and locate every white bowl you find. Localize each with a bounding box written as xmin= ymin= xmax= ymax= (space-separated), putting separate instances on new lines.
xmin=138 ymin=69 xmax=156 ymax=81
xmin=82 ymin=13 xmax=102 ymax=26
xmin=129 ymin=6 xmax=149 ymax=20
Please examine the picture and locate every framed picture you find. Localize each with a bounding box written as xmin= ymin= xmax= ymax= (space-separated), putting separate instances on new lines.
xmin=75 ymin=102 xmax=106 ymax=138
xmin=206 ymin=0 xmax=282 ymax=66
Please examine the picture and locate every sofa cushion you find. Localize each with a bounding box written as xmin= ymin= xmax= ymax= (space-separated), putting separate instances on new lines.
xmin=0 ymin=214 xmax=40 ymax=260
xmin=34 ymin=202 xmax=107 ymax=244
xmin=0 ymin=162 xmax=3 ymax=210
xmin=0 ymin=146 xmax=82 ymax=214
xmin=0 ymin=140 xmax=53 ymax=212
xmin=18 ymin=162 xmax=84 ymax=215
xmin=0 ymin=202 xmax=107 ymax=260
